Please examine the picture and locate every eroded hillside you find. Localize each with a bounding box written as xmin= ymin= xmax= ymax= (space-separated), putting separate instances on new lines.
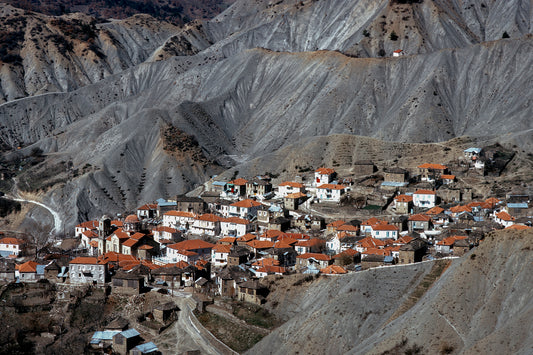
xmin=249 ymin=228 xmax=533 ymax=354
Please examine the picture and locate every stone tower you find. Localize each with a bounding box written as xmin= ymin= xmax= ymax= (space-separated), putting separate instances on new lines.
xmin=98 ymin=215 xmax=111 ymax=255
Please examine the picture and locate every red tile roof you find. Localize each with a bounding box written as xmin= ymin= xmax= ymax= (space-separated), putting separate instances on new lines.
xmin=496 ymin=211 xmax=515 ymax=221
xmin=70 ymin=257 xmax=104 ymax=265
xmin=256 ymin=265 xmax=287 ymax=274
xmin=252 ymin=258 xmax=280 ymax=267
xmin=17 ymin=261 xmax=40 ymax=273
xmin=414 ymin=189 xmax=435 ymax=195
xmin=315 ymin=168 xmax=335 ymax=174
xmin=395 ymin=194 xmax=413 ymax=202
xmin=197 ymin=213 xmax=222 ymax=222
xmin=76 ymin=220 xmax=98 ymax=229
xmin=246 ymin=240 xmax=274 ymax=249
xmin=320 ymin=265 xmax=347 ymax=274
xmin=408 ymin=214 xmax=431 ymax=222
xmin=285 ymin=192 xmax=308 ymax=199
xmin=164 ymin=210 xmax=196 ymax=218
xmin=505 ymin=224 xmax=530 ymax=230
xmin=437 ymin=235 xmax=468 ymax=246
xmin=223 ymin=217 xmax=250 ymax=225
xmin=296 ymin=253 xmax=331 ymax=261
xmin=237 ymin=233 xmax=256 ymax=242
xmin=372 ymin=224 xmax=398 ymax=231
xmin=327 ymin=220 xmax=347 ymax=228
xmin=0 ymin=237 xmax=24 ymax=245
xmin=212 ymin=244 xmax=232 ymax=253
xmin=417 ymin=163 xmax=448 ymax=170
xmin=137 ymin=203 xmax=158 ymax=210
xmin=425 ymin=206 xmax=444 ymax=215
xmin=317 ymin=184 xmax=345 ymax=190
xmin=230 ymin=199 xmax=262 ymax=208
xmin=168 ymin=239 xmax=215 ymax=251
xmin=229 ymin=178 xmax=248 ymax=185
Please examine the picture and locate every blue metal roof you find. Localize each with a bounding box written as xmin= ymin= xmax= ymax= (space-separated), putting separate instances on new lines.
xmin=36 ymin=265 xmax=46 ymax=275
xmin=212 ymin=181 xmax=226 ymax=186
xmin=91 ymin=330 xmax=120 ymax=341
xmin=133 ymin=342 xmax=159 ymax=353
xmin=507 ymin=203 xmax=528 ymax=209
xmin=464 ymin=148 xmax=482 ymax=153
xmin=381 ymin=181 xmax=408 ymax=187
xmin=119 ymin=328 xmax=140 ymax=338
xmin=384 ymin=256 xmax=394 ymax=263
xmin=0 ymin=250 xmax=14 ymax=258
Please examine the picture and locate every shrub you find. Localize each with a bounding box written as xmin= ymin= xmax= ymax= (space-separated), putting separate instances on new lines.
xmin=390 ymin=31 xmax=399 ymax=41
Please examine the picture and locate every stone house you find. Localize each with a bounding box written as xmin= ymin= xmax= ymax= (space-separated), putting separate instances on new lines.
xmin=314 ymin=167 xmax=336 ymax=186
xmin=238 ymin=280 xmax=268 ymax=305
xmin=398 ymin=239 xmax=427 ymax=264
xmin=112 ymin=271 xmax=145 ymax=295
xmin=175 ymin=196 xmax=206 ymax=214
xmin=113 ymin=329 xmax=141 ymax=355
xmin=408 ymin=214 xmax=432 ymax=233
xmin=246 ymin=179 xmax=273 ymax=198
xmin=353 ymin=160 xmax=376 ymax=176
xmin=69 ymin=257 xmax=108 ymax=285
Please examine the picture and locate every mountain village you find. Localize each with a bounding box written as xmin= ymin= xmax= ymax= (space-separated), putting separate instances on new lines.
xmin=0 ymin=146 xmax=530 ymax=354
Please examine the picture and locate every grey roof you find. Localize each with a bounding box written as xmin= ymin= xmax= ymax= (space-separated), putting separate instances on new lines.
xmin=381 ymin=181 xmax=408 ymax=187
xmin=507 ymin=203 xmax=528 ymax=209
xmin=133 ymin=342 xmax=158 ymax=353
xmin=464 ymin=147 xmax=482 ymax=153
xmin=118 ymin=328 xmax=140 ymax=339
xmin=91 ymin=330 xmax=120 ymax=341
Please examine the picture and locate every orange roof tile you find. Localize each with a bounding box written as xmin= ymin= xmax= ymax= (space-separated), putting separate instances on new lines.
xmin=296 ymin=253 xmax=331 ymax=261
xmin=252 ymin=258 xmax=280 ymax=267
xmin=164 ymin=210 xmax=196 ymax=218
xmin=408 ymin=214 xmax=431 ymax=222
xmin=505 ymin=224 xmax=530 ymax=230
xmin=16 ymin=261 xmax=40 ymax=273
xmin=223 ymin=217 xmax=250 ymax=224
xmin=317 ymin=183 xmax=345 ymax=190
xmin=70 ymin=257 xmax=104 ymax=265
xmin=246 ymin=240 xmax=274 ymax=249
xmin=256 ymin=265 xmax=287 ymax=274
xmin=425 ymin=206 xmax=444 ymax=215
xmin=417 ymin=163 xmax=448 ymax=170
xmin=496 ymin=211 xmax=515 ymax=221
xmin=197 ymin=214 xmax=222 ymax=222
xmin=414 ymin=189 xmax=436 ymax=195
xmin=437 ymin=235 xmax=468 ymax=246
xmin=0 ymin=237 xmax=24 ymax=245
xmin=320 ymin=265 xmax=347 ymax=274
xmin=237 ymin=233 xmax=257 ymax=242
xmin=333 ymin=249 xmax=359 ymax=258
xmin=362 ymin=217 xmax=387 ymax=226
xmin=122 ymin=239 xmax=139 ymax=247
xmin=372 ymin=224 xmax=398 ymax=231
xmin=485 ymin=197 xmax=501 ymax=205
xmin=286 ymin=192 xmax=308 ymax=199
xmin=395 ymin=235 xmax=414 ymax=244
xmin=154 ymin=226 xmax=179 ymax=233
xmin=76 ymin=220 xmax=98 ymax=229
xmin=212 ymin=244 xmax=232 ymax=253
xmin=450 ymin=205 xmax=472 ymax=213
xmin=137 ymin=203 xmax=158 ymax=210
xmin=296 ymin=238 xmax=325 ymax=247
xmin=358 ymin=237 xmax=386 ymax=249
xmin=218 ymin=237 xmax=237 ymax=243
xmin=168 ymin=239 xmax=215 ymax=251
xmin=363 ymin=248 xmax=390 ymax=256
xmin=395 ymin=194 xmax=413 ymax=202
xmin=337 ymin=224 xmax=358 ymax=232
xmin=138 ymin=245 xmax=153 ymax=250
xmin=229 ymin=178 xmax=248 ymax=185
xmin=315 ymin=167 xmax=335 ymax=174
xmin=230 ymin=199 xmax=262 ymax=208
xmin=440 ymin=175 xmax=455 ymax=180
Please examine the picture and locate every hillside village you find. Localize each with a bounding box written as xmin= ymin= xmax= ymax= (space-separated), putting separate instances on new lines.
xmin=0 ymin=146 xmax=531 ymax=354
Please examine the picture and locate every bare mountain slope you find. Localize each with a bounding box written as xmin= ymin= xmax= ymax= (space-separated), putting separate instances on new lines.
xmin=0 ymin=36 xmax=531 ymax=228
xmin=189 ymin=0 xmax=533 ymax=58
xmin=249 ymin=229 xmax=533 ymax=355
xmin=0 ymin=4 xmax=180 ymax=103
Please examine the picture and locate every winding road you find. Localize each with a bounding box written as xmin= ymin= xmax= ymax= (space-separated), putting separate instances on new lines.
xmin=3 ymin=178 xmax=63 ymax=237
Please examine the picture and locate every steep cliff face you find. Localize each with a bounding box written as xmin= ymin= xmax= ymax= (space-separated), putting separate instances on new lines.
xmin=249 ymin=229 xmax=533 ymax=355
